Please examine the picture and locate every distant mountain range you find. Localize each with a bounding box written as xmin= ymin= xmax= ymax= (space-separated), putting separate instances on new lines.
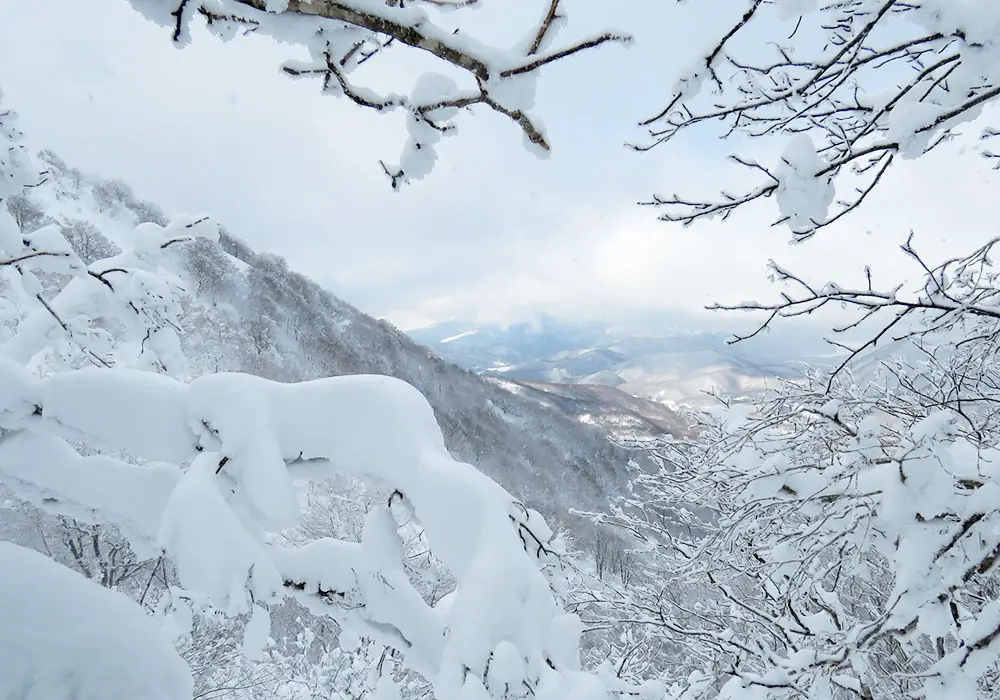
xmin=486 ymin=377 xmax=692 ymax=437
xmin=408 ymin=315 xmax=835 ymax=409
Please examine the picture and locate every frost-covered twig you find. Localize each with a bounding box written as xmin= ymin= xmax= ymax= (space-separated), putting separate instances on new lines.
xmin=639 ymin=0 xmax=1000 ymax=238
xmin=606 ymin=359 xmax=1000 ymax=697
xmin=711 ymin=235 xmax=1000 ymax=389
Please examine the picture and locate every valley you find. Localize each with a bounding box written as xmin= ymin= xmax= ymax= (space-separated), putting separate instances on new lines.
xmin=408 ymin=315 xmax=833 ymax=413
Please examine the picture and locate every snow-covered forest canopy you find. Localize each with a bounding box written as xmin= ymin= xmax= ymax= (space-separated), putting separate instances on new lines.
xmin=2 ymin=1 xmax=1000 ymax=700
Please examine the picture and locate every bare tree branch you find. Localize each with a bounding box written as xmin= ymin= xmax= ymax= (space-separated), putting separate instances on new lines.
xmin=148 ymin=0 xmax=629 ymax=186
xmin=639 ymin=0 xmax=999 ymax=236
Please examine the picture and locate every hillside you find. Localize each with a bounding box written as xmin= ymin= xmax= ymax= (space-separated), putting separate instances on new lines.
xmin=2 ymin=145 xmax=671 ymax=695
xmin=6 ymin=150 xmax=644 ymax=532
xmin=487 ymin=377 xmax=691 ymax=438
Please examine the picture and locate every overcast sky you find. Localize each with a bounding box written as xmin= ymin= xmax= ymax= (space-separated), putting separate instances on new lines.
xmin=0 ymin=0 xmax=997 ymax=331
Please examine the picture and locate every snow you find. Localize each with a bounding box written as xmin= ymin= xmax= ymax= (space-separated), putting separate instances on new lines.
xmin=1 ymin=263 xmax=617 ymax=696
xmin=373 ymin=676 xmax=403 ymax=700
xmin=242 ymin=604 xmax=272 ymax=661
xmin=43 ymin=367 xmax=195 ymax=462
xmin=0 ymin=356 xmax=40 ymax=425
xmin=0 ymin=126 xmax=634 ymax=694
xmin=5 ymin=363 xmax=614 ymax=698
xmin=339 ymin=626 xmax=361 ymax=651
xmin=646 ymin=0 xmax=1000 ymax=242
xmin=0 ymin=95 xmax=33 ymax=203
xmin=188 ymin=372 xmax=301 ymax=530
xmin=886 ymin=99 xmax=944 ymax=159
xmin=0 ymin=541 xmax=192 ymax=700
xmin=645 ymin=348 xmax=1000 ymax=697
xmin=391 ymin=72 xmax=462 ymax=187
xmin=19 ymin=224 xmax=84 ymax=273
xmin=816 ymin=398 xmax=841 ymax=418
xmin=919 ymin=0 xmax=1000 ymax=53
xmin=774 ymin=134 xmax=834 ymax=235
xmin=440 ymin=329 xmax=480 ymax=344
xmin=1 ymin=211 xmax=216 ymax=371
xmin=545 ymin=613 xmax=585 ymax=670
xmin=118 ymin=0 xmax=620 ymax=184
xmin=0 ymin=430 xmax=180 ymax=557
xmin=158 ymin=451 xmax=283 ymax=613
xmin=271 ymin=533 xmax=445 ymax=675
xmin=488 ymin=640 xmax=527 ymax=688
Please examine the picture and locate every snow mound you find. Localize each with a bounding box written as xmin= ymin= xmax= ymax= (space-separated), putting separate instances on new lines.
xmin=0 ymin=541 xmax=192 ymax=700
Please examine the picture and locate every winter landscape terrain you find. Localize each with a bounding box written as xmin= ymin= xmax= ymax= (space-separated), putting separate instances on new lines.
xmin=408 ymin=316 xmax=833 ymax=408
xmin=1 ymin=148 xmax=653 ymax=523
xmin=4 ymin=1 xmax=1000 ymax=700
xmin=1 ymin=145 xmax=657 ymax=700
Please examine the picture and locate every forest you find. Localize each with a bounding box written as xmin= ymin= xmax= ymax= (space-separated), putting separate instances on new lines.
xmin=1 ymin=1 xmax=999 ymax=699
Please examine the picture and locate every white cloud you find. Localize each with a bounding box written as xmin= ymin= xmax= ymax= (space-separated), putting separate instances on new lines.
xmin=1 ymin=0 xmax=996 ymax=333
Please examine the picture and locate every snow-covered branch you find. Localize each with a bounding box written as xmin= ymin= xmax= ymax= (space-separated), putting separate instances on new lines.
xmin=605 ymin=362 xmax=1000 ymax=698
xmin=712 ymin=234 xmax=1000 ymax=390
xmin=639 ymin=0 xmax=1000 ymax=238
xmin=592 ymin=230 xmax=1000 ymax=697
xmin=131 ymin=0 xmax=628 ymax=187
xmin=0 ymin=361 xmax=637 ymax=699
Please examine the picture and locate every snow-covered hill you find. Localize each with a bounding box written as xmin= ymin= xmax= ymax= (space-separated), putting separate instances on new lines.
xmin=6 ymin=150 xmax=646 ymax=530
xmin=407 ymin=316 xmax=616 ymax=375
xmin=1 ymin=146 xmax=676 ymax=697
xmin=487 ymin=377 xmax=691 ymax=438
xmin=409 ymin=317 xmax=831 ymax=408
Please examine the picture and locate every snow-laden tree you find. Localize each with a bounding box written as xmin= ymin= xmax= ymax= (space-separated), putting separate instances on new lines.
xmin=616 ymin=6 xmax=1000 ymax=686
xmin=638 ymin=0 xmax=1000 ymax=238
xmin=126 ymin=0 xmax=627 ymax=188
xmin=5 ymin=193 xmax=49 ymax=233
xmin=0 ymin=100 xmax=661 ymax=700
xmin=597 ymin=237 xmax=1000 ymax=699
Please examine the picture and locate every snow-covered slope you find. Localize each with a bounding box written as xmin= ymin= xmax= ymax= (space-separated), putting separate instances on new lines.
xmin=8 ymin=151 xmax=639 ymax=528
xmin=1 ymin=146 xmax=661 ymax=700
xmin=407 ymin=316 xmax=616 ymax=375
xmin=488 ymin=377 xmax=691 ymax=438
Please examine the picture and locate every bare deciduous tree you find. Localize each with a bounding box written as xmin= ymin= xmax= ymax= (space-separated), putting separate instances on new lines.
xmin=92 ymin=177 xmax=135 ymax=213
xmin=714 ymin=234 xmax=1000 ymax=391
xmin=5 ymin=193 xmax=48 ymax=232
xmin=637 ymin=1 xmax=1000 ymax=238
xmin=593 ymin=528 xmax=634 ymax=587
xmin=126 ymin=199 xmax=169 ymax=226
xmin=60 ymin=218 xmax=122 ymax=264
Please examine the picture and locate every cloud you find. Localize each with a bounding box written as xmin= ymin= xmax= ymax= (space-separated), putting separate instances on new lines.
xmin=378 ymin=136 xmax=1000 ymax=329
xmin=0 ymin=0 xmax=996 ymax=333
